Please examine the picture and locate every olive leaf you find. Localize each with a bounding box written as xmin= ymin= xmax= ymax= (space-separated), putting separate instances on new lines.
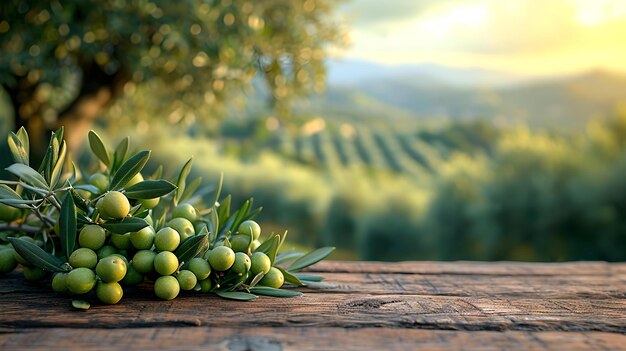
xmin=88 ymin=130 xmax=111 ymax=167
xmin=219 ymin=212 xmax=237 ymax=237
xmin=287 ymin=247 xmax=336 ymax=272
xmin=266 ymin=234 xmax=281 ymax=265
xmin=276 ymin=267 xmax=304 ymax=286
xmin=7 ymin=132 xmax=29 ymax=165
xmin=250 ymin=287 xmax=303 ymax=297
xmin=6 ymin=163 xmax=48 ymax=190
xmin=222 ymin=235 xmax=232 ymax=248
xmin=40 ymin=130 xmax=61 ymax=183
xmin=299 ymin=280 xmax=333 ymax=288
xmin=101 ymin=217 xmax=149 ymax=234
xmin=175 ymin=234 xmax=209 ymax=262
xmin=274 ymin=250 xmax=305 ymax=266
xmin=248 ymin=272 xmax=265 ymax=288
xmin=70 ymin=189 xmax=90 ymax=213
xmin=50 ymin=140 xmax=67 ymax=189
xmin=175 ymin=157 xmax=193 ymax=205
xmin=215 ymin=291 xmax=257 ymax=301
xmin=212 ymin=172 xmax=224 ymax=209
xmin=207 ymin=208 xmax=219 ymax=246
xmin=217 ymin=194 xmax=231 ymax=223
xmin=0 ymin=184 xmax=23 ymax=200
xmin=0 ymin=198 xmax=39 ymax=208
xmin=8 ymin=237 xmax=66 ymax=273
xmin=231 ymin=198 xmax=252 ymax=232
xmin=134 ymin=209 xmax=150 ymax=218
xmin=292 ymin=273 xmax=325 ymax=282
xmin=73 ymin=184 xmax=100 ymax=194
xmin=179 ymin=176 xmax=202 ymax=203
xmin=0 ymin=184 xmax=35 ymax=208
xmin=278 ymin=229 xmax=288 ymax=251
xmin=59 ymin=193 xmax=77 ymax=260
xmin=124 ymin=180 xmax=177 ymax=199
xmin=112 ymin=137 xmax=130 ymax=172
xmin=255 ymin=233 xmax=278 ymax=256
xmin=72 ymin=300 xmax=90 ymax=310
xmin=109 ymin=150 xmax=151 ymax=190
xmin=15 ymin=127 xmax=29 ymax=151
xmin=243 ymin=206 xmax=263 ymax=222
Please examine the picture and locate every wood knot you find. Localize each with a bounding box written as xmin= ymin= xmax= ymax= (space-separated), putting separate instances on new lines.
xmin=338 ymin=297 xmax=404 ymax=312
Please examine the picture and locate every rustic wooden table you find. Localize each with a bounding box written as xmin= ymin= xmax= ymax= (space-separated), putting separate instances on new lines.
xmin=0 ymin=261 xmax=625 ymax=350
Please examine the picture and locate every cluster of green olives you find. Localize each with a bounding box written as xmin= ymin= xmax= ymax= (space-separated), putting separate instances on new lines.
xmin=1 ymin=128 xmax=333 ymax=308
xmin=2 ymin=187 xmax=284 ymax=304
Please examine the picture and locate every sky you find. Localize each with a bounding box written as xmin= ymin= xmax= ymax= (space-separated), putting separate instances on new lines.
xmin=336 ymin=0 xmax=626 ymax=75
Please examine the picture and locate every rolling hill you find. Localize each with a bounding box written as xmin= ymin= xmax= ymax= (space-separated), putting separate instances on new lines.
xmin=310 ymin=60 xmax=626 ymax=131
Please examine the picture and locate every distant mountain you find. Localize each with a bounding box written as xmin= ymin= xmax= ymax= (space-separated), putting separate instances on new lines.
xmin=316 ymin=61 xmax=626 ymax=131
xmin=326 ymin=58 xmax=535 ymax=87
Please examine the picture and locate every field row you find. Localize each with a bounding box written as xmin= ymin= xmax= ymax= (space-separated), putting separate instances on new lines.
xmin=270 ymin=128 xmax=462 ymax=176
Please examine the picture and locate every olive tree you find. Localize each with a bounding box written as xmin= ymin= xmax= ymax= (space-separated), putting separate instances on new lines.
xmin=0 ymin=0 xmax=342 ymax=159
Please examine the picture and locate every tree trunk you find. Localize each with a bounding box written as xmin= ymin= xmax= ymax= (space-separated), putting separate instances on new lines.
xmin=6 ymin=63 xmax=128 ymax=166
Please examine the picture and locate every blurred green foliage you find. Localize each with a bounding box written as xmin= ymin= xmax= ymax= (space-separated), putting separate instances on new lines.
xmin=0 ymin=0 xmax=343 ymax=158
xmin=113 ymin=112 xmax=626 ymax=262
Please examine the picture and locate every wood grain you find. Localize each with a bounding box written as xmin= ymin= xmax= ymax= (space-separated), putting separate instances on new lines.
xmin=1 ymin=261 xmax=625 ymax=350
xmin=1 ymin=328 xmax=625 ymax=351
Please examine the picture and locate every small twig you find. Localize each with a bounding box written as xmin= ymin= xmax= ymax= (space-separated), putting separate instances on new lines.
xmin=0 ymin=223 xmax=41 ymax=234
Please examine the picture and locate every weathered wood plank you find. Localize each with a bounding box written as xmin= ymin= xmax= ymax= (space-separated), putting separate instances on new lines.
xmin=310 ymin=261 xmax=626 ymax=276
xmin=1 ymin=261 xmax=625 ymax=351
xmin=1 ymin=327 xmax=625 ymax=351
xmin=6 ymin=272 xmax=624 ymax=299
xmin=300 ymin=273 xmax=626 ymax=298
xmin=1 ymin=271 xmax=624 ymax=333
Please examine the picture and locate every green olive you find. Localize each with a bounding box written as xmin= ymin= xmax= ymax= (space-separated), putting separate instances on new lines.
xmin=154 ymin=227 xmax=180 ymax=252
xmin=238 ymin=220 xmax=261 ymax=240
xmin=23 ymin=266 xmax=46 ymax=281
xmin=250 ymin=252 xmax=271 ymax=275
xmin=110 ymin=233 xmax=132 ymax=250
xmin=207 ymin=246 xmax=235 ymax=271
xmin=97 ymin=245 xmax=118 ymax=260
xmin=187 ymin=257 xmax=211 ymax=280
xmin=0 ymin=248 xmax=17 ymax=274
xmin=154 ymin=251 xmax=179 ymax=276
xmin=231 ymin=252 xmax=251 ymax=275
xmin=97 ymin=191 xmax=130 ymax=219
xmin=167 ymin=218 xmax=195 ymax=241
xmin=140 ymin=197 xmax=160 ymax=209
xmin=96 ymin=281 xmax=123 ymax=304
xmin=130 ymin=225 xmax=156 ymax=250
xmin=66 ymin=267 xmax=96 ymax=294
xmin=172 ymin=203 xmax=197 ymax=222
xmin=126 ymin=172 xmax=144 ymax=188
xmin=132 ymin=250 xmax=157 ymax=274
xmin=176 ymin=269 xmax=197 ymax=290
xmin=78 ymin=225 xmax=106 ymax=250
xmin=154 ymin=275 xmax=180 ymax=300
xmin=69 ymin=248 xmax=98 ymax=269
xmin=230 ymin=234 xmax=251 ymax=253
xmin=121 ymin=264 xmax=144 ymax=286
xmin=198 ymin=278 xmax=213 ymax=292
xmin=250 ymin=240 xmax=261 ymax=252
xmin=88 ymin=173 xmax=109 ymax=193
xmin=51 ymin=272 xmax=69 ymax=293
xmin=96 ymin=255 xmax=127 ymax=283
xmin=259 ymin=267 xmax=284 ymax=288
